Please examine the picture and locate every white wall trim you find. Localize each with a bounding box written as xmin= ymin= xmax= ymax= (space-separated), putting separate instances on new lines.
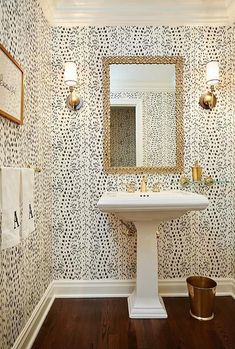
xmin=160 ymin=278 xmax=235 ymax=297
xmin=53 ymin=279 xmax=135 ymax=297
xmin=12 ymin=282 xmax=55 ymax=349
xmin=40 ymin=0 xmax=231 ymax=27
xmin=39 ymin=0 xmax=59 ymax=23
xmin=53 ymin=278 xmax=235 ymax=298
xmin=226 ymin=0 xmax=235 ymax=24
xmin=13 ymin=278 xmax=235 ymax=349
xmin=232 ymin=278 xmax=235 ymax=299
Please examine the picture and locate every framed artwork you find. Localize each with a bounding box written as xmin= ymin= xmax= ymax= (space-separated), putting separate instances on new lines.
xmin=0 ymin=43 xmax=24 ymax=125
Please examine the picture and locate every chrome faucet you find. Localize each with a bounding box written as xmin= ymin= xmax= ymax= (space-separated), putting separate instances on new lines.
xmin=140 ymin=176 xmax=148 ymax=192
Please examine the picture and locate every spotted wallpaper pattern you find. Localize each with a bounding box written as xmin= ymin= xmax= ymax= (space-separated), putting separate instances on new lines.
xmin=52 ymin=26 xmax=234 ymax=282
xmin=232 ymin=25 xmax=235 ymax=281
xmin=143 ymin=91 xmax=176 ymax=167
xmin=0 ymin=7 xmax=234 ymax=347
xmin=0 ymin=0 xmax=52 ymax=348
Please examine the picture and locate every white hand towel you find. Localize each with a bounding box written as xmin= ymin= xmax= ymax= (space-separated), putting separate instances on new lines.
xmin=0 ymin=167 xmax=21 ymax=249
xmin=21 ymin=168 xmax=35 ymax=238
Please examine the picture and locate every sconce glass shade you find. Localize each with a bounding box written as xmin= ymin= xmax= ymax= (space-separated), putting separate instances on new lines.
xmin=64 ymin=62 xmax=78 ymax=87
xmin=206 ymin=61 xmax=220 ymax=85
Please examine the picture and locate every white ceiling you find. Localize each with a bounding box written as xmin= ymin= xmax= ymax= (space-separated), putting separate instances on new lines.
xmin=40 ymin=0 xmax=235 ymax=26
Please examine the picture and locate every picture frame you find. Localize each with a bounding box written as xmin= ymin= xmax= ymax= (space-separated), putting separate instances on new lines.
xmin=0 ymin=43 xmax=24 ymax=125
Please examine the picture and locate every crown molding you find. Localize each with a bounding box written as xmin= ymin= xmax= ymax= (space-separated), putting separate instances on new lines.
xmin=39 ymin=0 xmax=232 ymax=27
xmin=226 ymin=0 xmax=235 ymax=24
xmin=39 ymin=0 xmax=59 ymax=23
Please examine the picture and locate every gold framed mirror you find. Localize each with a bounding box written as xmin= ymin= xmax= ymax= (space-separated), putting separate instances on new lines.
xmin=102 ymin=56 xmax=184 ymax=174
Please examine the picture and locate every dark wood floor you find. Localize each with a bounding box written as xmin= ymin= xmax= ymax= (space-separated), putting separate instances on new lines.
xmin=32 ymin=297 xmax=235 ymax=349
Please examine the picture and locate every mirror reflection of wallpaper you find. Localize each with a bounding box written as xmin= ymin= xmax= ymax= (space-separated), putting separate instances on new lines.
xmin=110 ymin=106 xmax=136 ymax=166
xmin=143 ymin=91 xmax=176 ymax=167
xmin=111 ymin=91 xmax=176 ymax=167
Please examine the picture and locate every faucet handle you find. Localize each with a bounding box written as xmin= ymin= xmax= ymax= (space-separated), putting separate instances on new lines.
xmin=180 ymin=175 xmax=190 ymax=187
xmin=152 ymin=182 xmax=161 ymax=192
xmin=126 ymin=182 xmax=136 ymax=193
xmin=204 ymin=175 xmax=214 ymax=187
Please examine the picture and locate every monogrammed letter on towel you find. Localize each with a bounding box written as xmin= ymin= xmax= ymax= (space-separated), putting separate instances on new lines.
xmin=0 ymin=167 xmax=21 ymax=249
xmin=21 ymin=168 xmax=35 ymax=238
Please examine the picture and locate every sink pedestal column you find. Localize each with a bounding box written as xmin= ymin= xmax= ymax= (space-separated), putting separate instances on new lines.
xmin=128 ymin=221 xmax=167 ymax=319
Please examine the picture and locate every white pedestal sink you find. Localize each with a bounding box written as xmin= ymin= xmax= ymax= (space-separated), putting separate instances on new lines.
xmin=98 ymin=190 xmax=209 ymax=319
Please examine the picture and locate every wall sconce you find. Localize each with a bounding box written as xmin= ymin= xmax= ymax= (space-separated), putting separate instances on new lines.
xmin=64 ymin=62 xmax=83 ymax=111
xmin=199 ymin=61 xmax=220 ymax=110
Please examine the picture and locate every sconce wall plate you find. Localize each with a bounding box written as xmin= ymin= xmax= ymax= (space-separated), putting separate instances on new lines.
xmin=199 ymin=89 xmax=217 ymax=110
xmin=66 ymin=87 xmax=83 ymax=111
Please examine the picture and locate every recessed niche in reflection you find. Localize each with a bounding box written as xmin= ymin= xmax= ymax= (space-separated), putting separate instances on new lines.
xmin=110 ymin=106 xmax=136 ymax=167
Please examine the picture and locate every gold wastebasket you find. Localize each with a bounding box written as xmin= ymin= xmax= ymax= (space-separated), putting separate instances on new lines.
xmin=186 ymin=276 xmax=217 ymax=321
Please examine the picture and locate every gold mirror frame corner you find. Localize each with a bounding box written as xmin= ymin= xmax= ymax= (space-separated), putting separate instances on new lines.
xmin=102 ymin=55 xmax=184 ymax=175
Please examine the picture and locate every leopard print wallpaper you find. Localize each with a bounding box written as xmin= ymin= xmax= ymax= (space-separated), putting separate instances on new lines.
xmin=232 ymin=25 xmax=235 ymax=281
xmin=52 ymin=26 xmax=234 ymax=282
xmin=0 ymin=1 xmax=235 ymax=346
xmin=0 ymin=0 xmax=52 ymax=348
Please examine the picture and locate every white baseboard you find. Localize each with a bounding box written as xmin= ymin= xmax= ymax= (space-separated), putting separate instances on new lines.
xmin=232 ymin=278 xmax=235 ymax=299
xmin=13 ymin=277 xmax=235 ymax=349
xmin=53 ymin=278 xmax=235 ymax=298
xmin=12 ymin=282 xmax=54 ymax=349
xmin=159 ymin=277 xmax=235 ymax=297
xmin=53 ymin=279 xmax=135 ymax=298
xmin=215 ymin=278 xmax=235 ymax=297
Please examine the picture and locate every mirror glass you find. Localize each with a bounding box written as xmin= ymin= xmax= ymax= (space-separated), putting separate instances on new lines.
xmin=103 ymin=57 xmax=184 ymax=174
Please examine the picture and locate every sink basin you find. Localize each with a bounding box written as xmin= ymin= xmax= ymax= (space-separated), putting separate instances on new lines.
xmin=98 ymin=190 xmax=209 ymax=319
xmin=98 ymin=190 xmax=209 ymax=221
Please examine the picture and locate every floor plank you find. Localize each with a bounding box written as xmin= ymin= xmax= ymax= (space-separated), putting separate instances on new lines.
xmin=32 ymin=297 xmax=235 ymax=349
